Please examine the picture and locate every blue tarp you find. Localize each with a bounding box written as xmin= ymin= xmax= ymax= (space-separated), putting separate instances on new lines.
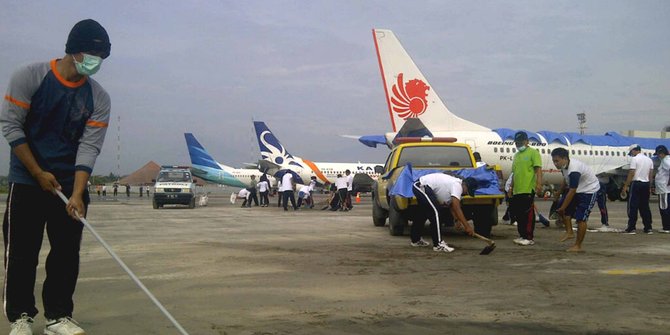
xmin=387 ymin=164 xmax=503 ymax=198
xmin=358 ymin=135 xmax=387 ymax=148
xmin=496 ymin=129 xmax=670 ymax=150
xmin=492 ymin=128 xmax=542 ymax=142
xmin=537 ymin=131 xmax=569 ymax=145
xmin=357 ymin=129 xmax=670 ymax=151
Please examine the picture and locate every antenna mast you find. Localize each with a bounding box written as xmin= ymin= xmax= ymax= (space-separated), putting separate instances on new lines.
xmin=577 ymin=112 xmax=587 ymax=135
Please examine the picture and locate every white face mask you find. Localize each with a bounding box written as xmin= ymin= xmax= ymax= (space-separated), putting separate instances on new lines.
xmin=73 ymin=53 xmax=103 ymax=76
xmin=517 ymin=145 xmax=527 ymax=152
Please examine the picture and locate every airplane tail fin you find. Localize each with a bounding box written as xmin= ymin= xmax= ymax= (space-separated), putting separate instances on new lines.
xmin=184 ymin=133 xmax=224 ymax=170
xmin=372 ymin=29 xmax=489 ymax=132
xmin=253 ymin=121 xmax=303 ymax=168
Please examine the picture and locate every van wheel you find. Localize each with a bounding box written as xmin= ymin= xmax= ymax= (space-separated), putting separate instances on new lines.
xmin=153 ymin=200 xmax=159 ymax=209
xmin=189 ymin=198 xmax=196 ymax=209
xmin=372 ymin=193 xmax=388 ymax=227
xmin=388 ymin=198 xmax=407 ymax=236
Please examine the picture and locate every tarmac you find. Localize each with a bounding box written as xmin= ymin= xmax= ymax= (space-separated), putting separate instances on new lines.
xmin=1 ymin=190 xmax=669 ymax=334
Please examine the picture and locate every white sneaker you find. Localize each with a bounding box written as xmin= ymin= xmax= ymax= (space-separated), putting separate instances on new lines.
xmin=516 ymin=238 xmax=535 ymax=246
xmin=433 ymin=241 xmax=455 ymax=253
xmin=513 ymin=237 xmax=524 ymax=244
xmin=658 ymin=229 xmax=670 ymax=234
xmin=410 ymin=239 xmax=430 ymax=247
xmin=44 ymin=317 xmax=86 ymax=335
xmin=9 ymin=313 xmax=33 ymax=335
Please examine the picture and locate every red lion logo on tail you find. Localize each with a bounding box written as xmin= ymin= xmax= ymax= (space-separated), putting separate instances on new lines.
xmin=390 ymin=73 xmax=430 ymax=119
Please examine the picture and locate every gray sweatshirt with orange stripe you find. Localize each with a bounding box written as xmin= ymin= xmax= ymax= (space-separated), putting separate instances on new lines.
xmin=0 ymin=59 xmax=110 ymax=187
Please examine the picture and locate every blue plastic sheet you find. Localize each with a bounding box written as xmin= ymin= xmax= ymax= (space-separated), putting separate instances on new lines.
xmin=388 ymin=164 xmax=503 ymax=198
xmin=358 ymin=135 xmax=387 ymax=148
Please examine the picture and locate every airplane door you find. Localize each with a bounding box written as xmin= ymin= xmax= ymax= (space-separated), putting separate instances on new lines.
xmin=464 ymin=139 xmax=477 ymax=152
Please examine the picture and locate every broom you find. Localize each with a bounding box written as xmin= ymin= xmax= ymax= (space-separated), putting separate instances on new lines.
xmin=56 ymin=190 xmax=189 ymax=335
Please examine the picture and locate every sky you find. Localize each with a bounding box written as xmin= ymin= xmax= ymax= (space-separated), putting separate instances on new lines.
xmin=1 ymin=0 xmax=669 ymax=176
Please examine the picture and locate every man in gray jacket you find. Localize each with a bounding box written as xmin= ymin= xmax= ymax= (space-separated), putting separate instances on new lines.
xmin=1 ymin=19 xmax=111 ymax=335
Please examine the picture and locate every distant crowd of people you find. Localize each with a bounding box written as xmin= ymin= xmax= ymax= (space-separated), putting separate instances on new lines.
xmin=90 ymin=182 xmax=150 ymax=198
xmin=233 ymin=169 xmax=360 ymax=213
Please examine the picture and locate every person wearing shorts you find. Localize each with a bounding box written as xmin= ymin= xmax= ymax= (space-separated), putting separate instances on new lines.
xmin=551 ymin=148 xmax=600 ymax=252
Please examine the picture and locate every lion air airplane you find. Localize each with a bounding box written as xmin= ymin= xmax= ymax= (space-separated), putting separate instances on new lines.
xmin=184 ymin=133 xmax=274 ymax=188
xmin=363 ymin=28 xmax=670 ymax=199
xmin=253 ymin=121 xmax=380 ymax=191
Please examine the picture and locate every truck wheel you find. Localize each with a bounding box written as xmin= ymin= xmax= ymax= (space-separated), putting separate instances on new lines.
xmin=372 ymin=193 xmax=388 ymax=227
xmin=473 ymin=204 xmax=495 ymax=238
xmin=189 ymin=198 xmax=196 ymax=209
xmin=153 ymin=200 xmax=159 ymax=209
xmin=388 ymin=198 xmax=407 ymax=236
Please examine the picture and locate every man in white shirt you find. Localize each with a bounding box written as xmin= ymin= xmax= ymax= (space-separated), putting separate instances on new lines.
xmin=345 ymin=169 xmax=354 ymax=210
xmin=236 ymin=188 xmax=251 ymax=208
xmin=473 ymin=152 xmax=487 ymax=168
xmin=551 ymin=148 xmax=600 ymax=252
xmin=653 ymin=145 xmax=670 ymax=233
xmin=622 ymin=144 xmax=654 ymax=234
xmin=335 ymin=174 xmax=349 ymax=211
xmin=411 ymin=172 xmax=476 ymax=253
xmin=297 ymin=185 xmax=312 ymax=209
xmin=279 ymin=171 xmax=297 ymax=211
xmin=257 ymin=174 xmax=270 ymax=207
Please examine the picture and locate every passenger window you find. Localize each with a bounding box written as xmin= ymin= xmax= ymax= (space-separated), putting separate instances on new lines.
xmin=589 ymin=150 xmax=593 ymax=155
xmin=512 ymin=148 xmax=516 ymax=153
xmin=494 ymin=147 xmax=498 ymax=153
xmin=506 ymin=148 xmax=510 ymax=153
xmin=600 ymin=151 xmax=604 ymax=155
xmin=571 ymin=150 xmax=575 ymax=155
xmin=578 ymin=150 xmax=581 ymax=155
xmin=605 ymin=151 xmax=609 ymax=156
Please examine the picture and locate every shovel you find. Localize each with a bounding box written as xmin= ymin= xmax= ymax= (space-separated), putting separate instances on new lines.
xmin=473 ymin=232 xmax=496 ymax=255
xmin=459 ymin=221 xmax=496 ymax=255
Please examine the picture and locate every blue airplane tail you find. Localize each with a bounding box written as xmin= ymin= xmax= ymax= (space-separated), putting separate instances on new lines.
xmin=184 ymin=133 xmax=222 ymax=170
xmin=253 ymin=121 xmax=298 ymax=166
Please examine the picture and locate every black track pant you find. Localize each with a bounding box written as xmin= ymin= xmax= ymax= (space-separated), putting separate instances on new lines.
xmin=511 ymin=193 xmax=535 ymax=240
xmin=412 ymin=182 xmax=443 ymax=246
xmin=282 ymin=190 xmax=297 ymax=210
xmin=260 ymin=191 xmax=269 ymax=206
xmin=627 ymin=181 xmax=652 ymax=231
xmin=3 ymin=183 xmax=88 ymax=322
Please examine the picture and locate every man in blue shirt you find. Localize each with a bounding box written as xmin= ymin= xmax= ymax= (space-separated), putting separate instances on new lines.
xmin=1 ymin=19 xmax=111 ymax=335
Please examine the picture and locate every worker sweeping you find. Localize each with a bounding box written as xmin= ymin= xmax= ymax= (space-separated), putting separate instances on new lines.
xmin=1 ymin=19 xmax=112 ymax=335
xmin=410 ymin=172 xmax=477 ymax=253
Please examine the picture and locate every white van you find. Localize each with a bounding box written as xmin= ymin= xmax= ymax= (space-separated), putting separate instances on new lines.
xmin=153 ymin=166 xmax=196 ymax=209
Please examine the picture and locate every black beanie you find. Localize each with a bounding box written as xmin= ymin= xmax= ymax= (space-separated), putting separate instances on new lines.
xmin=65 ymin=19 xmax=111 ymax=59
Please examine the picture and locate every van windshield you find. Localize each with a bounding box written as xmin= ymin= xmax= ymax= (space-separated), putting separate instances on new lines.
xmin=157 ymin=171 xmax=192 ymax=182
xmin=397 ymin=146 xmax=474 ymax=168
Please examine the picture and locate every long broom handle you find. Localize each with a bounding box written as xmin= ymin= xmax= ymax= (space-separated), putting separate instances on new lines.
xmin=56 ymin=190 xmax=189 ymax=335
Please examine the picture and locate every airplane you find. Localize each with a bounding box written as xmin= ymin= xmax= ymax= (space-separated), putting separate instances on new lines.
xmin=253 ymin=121 xmax=380 ymax=192
xmin=361 ymin=28 xmax=670 ymax=200
xmin=184 ymin=133 xmax=274 ymax=188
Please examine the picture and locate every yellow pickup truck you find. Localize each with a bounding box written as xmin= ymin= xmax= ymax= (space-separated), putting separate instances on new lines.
xmin=371 ymin=138 xmax=504 ymax=237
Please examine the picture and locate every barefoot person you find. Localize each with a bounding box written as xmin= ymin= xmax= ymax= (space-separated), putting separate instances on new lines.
xmin=551 ymin=148 xmax=600 ymax=252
